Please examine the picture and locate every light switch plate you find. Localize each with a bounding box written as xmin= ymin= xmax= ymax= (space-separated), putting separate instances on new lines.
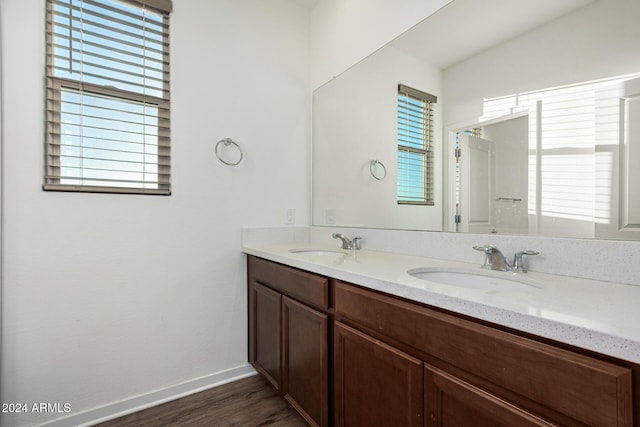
xmin=285 ymin=208 xmax=295 ymax=225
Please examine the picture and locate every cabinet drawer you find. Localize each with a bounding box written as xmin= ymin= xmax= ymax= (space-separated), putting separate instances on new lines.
xmin=334 ymin=282 xmax=632 ymax=427
xmin=248 ymin=256 xmax=329 ymax=310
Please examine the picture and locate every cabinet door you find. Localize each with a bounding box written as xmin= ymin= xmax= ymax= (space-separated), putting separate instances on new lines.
xmin=249 ymin=281 xmax=282 ymax=390
xmin=282 ymin=296 xmax=329 ymax=427
xmin=334 ymin=321 xmax=423 ymax=427
xmin=424 ymin=365 xmax=556 ymax=427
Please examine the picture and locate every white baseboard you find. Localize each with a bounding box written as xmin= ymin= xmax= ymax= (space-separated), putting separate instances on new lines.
xmin=38 ymin=364 xmax=257 ymax=427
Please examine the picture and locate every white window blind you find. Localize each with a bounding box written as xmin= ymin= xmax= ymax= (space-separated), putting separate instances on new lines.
xmin=397 ymin=84 xmax=436 ymax=205
xmin=45 ymin=0 xmax=171 ymax=194
xmin=481 ymin=74 xmax=640 ymax=223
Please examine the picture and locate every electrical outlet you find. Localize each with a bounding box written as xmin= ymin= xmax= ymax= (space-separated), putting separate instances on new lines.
xmin=285 ymin=208 xmax=295 ymax=225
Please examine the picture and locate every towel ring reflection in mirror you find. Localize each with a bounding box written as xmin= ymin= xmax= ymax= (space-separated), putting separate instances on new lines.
xmin=369 ymin=160 xmax=387 ymax=180
xmin=215 ymin=138 xmax=243 ymax=166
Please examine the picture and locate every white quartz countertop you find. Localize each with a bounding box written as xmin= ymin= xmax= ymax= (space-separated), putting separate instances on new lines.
xmin=243 ymin=242 xmax=640 ymax=363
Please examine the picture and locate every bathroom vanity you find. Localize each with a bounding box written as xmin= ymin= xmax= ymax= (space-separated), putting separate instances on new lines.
xmin=245 ymin=247 xmax=640 ymax=426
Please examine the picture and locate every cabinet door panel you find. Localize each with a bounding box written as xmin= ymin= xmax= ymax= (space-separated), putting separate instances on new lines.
xmin=249 ymin=281 xmax=282 ymax=390
xmin=334 ymin=321 xmax=423 ymax=427
xmin=425 ymin=365 xmax=556 ymax=427
xmin=282 ymin=296 xmax=329 ymax=427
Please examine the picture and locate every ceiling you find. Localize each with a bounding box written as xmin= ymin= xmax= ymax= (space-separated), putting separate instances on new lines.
xmin=391 ymin=0 xmax=595 ymax=69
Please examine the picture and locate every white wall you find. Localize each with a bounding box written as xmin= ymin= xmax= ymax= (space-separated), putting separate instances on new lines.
xmin=0 ymin=0 xmax=310 ymax=425
xmin=443 ymin=0 xmax=640 ymax=125
xmin=310 ymin=0 xmax=451 ymax=89
xmin=313 ymin=45 xmax=443 ymax=230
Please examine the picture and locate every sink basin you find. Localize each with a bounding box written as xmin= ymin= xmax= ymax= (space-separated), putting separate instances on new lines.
xmin=407 ymin=268 xmax=539 ymax=292
xmin=289 ymin=248 xmax=347 ymax=256
xmin=288 ymin=248 xmax=349 ymax=263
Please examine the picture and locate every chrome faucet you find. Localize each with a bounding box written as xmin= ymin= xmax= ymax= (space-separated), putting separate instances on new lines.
xmin=332 ymin=233 xmax=362 ymax=250
xmin=473 ymin=245 xmax=539 ymax=273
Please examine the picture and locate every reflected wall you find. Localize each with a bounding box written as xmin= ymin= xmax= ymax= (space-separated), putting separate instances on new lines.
xmin=313 ymin=45 xmax=443 ymax=230
xmin=313 ymin=0 xmax=640 ymax=240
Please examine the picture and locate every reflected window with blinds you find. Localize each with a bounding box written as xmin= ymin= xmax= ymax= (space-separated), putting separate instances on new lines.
xmin=480 ymin=73 xmax=640 ymax=224
xmin=45 ymin=0 xmax=172 ymax=195
xmin=397 ymin=84 xmax=436 ymax=205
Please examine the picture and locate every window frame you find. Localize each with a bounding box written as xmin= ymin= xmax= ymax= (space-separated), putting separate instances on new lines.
xmin=44 ymin=0 xmax=171 ymax=195
xmin=397 ymin=84 xmax=436 ymax=205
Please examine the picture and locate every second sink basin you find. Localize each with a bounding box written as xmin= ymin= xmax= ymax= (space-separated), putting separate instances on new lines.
xmin=407 ymin=268 xmax=539 ymax=292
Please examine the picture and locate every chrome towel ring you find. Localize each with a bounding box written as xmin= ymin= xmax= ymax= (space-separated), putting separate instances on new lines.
xmin=215 ymin=138 xmax=243 ymax=166
xmin=369 ymin=160 xmax=387 ymax=180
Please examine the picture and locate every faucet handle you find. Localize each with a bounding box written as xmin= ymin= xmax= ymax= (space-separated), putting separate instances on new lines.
xmin=512 ymin=250 xmax=539 ymax=273
xmin=518 ymin=250 xmax=540 ymax=256
xmin=352 ymin=237 xmax=363 ymax=250
xmin=473 ymin=245 xmax=494 ymax=269
xmin=473 ymin=244 xmax=494 ymax=253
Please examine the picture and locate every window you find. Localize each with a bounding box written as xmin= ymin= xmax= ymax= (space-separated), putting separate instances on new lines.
xmin=397 ymin=84 xmax=436 ymax=204
xmin=45 ymin=0 xmax=172 ymax=194
xmin=480 ymin=73 xmax=640 ymax=223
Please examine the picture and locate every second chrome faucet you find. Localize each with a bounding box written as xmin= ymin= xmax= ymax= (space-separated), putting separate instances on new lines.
xmin=332 ymin=233 xmax=362 ymax=250
xmin=473 ymin=244 xmax=539 ymax=273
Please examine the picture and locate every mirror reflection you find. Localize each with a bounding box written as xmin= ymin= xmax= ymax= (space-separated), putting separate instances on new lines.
xmin=451 ymin=75 xmax=640 ymax=240
xmin=312 ymin=0 xmax=640 ymax=240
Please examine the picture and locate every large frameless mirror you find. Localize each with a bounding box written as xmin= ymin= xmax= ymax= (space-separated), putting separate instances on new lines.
xmin=312 ymin=0 xmax=640 ymax=240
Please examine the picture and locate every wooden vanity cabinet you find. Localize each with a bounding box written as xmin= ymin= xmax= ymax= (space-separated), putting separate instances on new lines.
xmin=333 ymin=281 xmax=634 ymax=427
xmin=248 ymin=256 xmax=329 ymax=427
xmin=248 ymin=256 xmax=636 ymax=427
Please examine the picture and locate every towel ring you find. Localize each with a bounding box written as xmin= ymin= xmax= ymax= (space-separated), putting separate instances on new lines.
xmin=369 ymin=160 xmax=387 ymax=180
xmin=215 ymin=138 xmax=243 ymax=166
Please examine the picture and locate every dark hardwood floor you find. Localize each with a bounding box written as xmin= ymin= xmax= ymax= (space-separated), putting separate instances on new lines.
xmin=94 ymin=374 xmax=307 ymax=427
